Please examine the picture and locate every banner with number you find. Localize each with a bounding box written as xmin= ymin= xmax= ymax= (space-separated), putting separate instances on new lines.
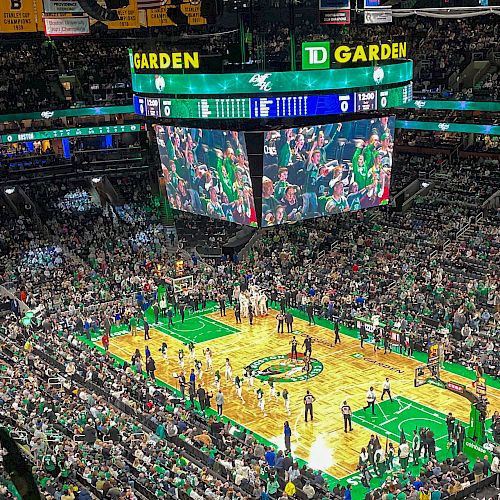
xmin=106 ymin=0 xmax=140 ymax=29
xmin=1 ymin=0 xmax=37 ymax=33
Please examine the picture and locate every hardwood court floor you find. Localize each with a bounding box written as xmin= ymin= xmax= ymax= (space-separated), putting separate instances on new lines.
xmin=108 ymin=308 xmax=500 ymax=479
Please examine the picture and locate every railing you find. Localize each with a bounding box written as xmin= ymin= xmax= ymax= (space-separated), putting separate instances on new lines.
xmin=456 ymin=220 xmax=470 ymax=239
xmin=443 ymin=239 xmax=452 ymax=249
xmin=482 ymin=188 xmax=500 ymax=210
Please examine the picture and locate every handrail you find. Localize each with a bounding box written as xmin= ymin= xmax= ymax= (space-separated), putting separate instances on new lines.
xmin=443 ymin=239 xmax=452 ymax=249
xmin=456 ymin=221 xmax=470 ymax=240
xmin=482 ymin=188 xmax=500 ymax=209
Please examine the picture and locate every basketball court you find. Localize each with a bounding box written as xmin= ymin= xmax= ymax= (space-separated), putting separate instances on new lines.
xmin=84 ymin=303 xmax=500 ymax=490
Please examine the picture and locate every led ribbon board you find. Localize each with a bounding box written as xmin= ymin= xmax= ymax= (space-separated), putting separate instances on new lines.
xmin=0 ymin=124 xmax=143 ymax=144
xmin=131 ymin=61 xmax=413 ymax=96
xmin=395 ymin=120 xmax=500 ymax=135
xmin=134 ymin=83 xmax=413 ymax=119
xmin=401 ymin=100 xmax=500 ymax=112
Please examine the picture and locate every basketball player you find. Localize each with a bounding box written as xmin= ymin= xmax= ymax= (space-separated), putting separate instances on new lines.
xmin=195 ymin=359 xmax=203 ymax=381
xmin=224 ymin=358 xmax=233 ymax=381
xmin=235 ymin=375 xmax=245 ymax=404
xmin=188 ymin=341 xmax=195 ymax=360
xmin=159 ymin=342 xmax=168 ymax=360
xmin=269 ymin=379 xmax=277 ymax=399
xmin=178 ymin=349 xmax=185 ymax=370
xmin=259 ymin=292 xmax=268 ymax=316
xmin=245 ymin=366 xmax=254 ymax=387
xmin=283 ymin=388 xmax=291 ymax=416
xmin=380 ymin=377 xmax=393 ymax=402
xmin=214 ymin=369 xmax=221 ymax=390
xmin=290 ymin=337 xmax=299 ymax=361
xmin=204 ymin=348 xmax=213 ymax=372
xmin=257 ymin=387 xmax=267 ymax=416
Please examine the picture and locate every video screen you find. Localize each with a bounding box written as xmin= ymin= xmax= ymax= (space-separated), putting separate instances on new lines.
xmin=262 ymin=116 xmax=395 ymax=227
xmin=155 ymin=126 xmax=257 ymax=227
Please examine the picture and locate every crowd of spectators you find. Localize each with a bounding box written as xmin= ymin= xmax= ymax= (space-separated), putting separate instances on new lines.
xmin=0 ymin=169 xmax=499 ymax=499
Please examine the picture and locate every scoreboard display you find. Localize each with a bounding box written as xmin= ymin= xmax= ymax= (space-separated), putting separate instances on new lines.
xmin=134 ymin=83 xmax=412 ymax=120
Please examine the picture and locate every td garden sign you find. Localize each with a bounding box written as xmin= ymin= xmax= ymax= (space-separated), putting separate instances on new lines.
xmin=302 ymin=41 xmax=408 ymax=69
xmin=131 ymin=41 xmax=408 ymax=75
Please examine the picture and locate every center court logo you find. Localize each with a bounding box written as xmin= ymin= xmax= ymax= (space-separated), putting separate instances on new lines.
xmin=302 ymin=41 xmax=331 ymax=70
xmin=248 ymin=354 xmax=323 ymax=383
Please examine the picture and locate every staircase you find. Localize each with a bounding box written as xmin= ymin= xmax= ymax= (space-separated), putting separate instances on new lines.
xmin=159 ymin=196 xmax=175 ymax=228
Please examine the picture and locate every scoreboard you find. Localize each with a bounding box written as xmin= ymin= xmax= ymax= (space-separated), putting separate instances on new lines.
xmin=134 ymin=83 xmax=412 ymax=120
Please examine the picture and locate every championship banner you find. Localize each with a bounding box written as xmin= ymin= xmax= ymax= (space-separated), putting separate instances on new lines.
xmin=146 ymin=5 xmax=175 ymax=26
xmin=0 ymin=0 xmax=37 ymax=33
xmin=43 ymin=16 xmax=90 ymax=35
xmin=146 ymin=0 xmax=206 ymax=26
xmin=43 ymin=0 xmax=83 ymax=13
xmin=106 ymin=0 xmax=140 ymax=29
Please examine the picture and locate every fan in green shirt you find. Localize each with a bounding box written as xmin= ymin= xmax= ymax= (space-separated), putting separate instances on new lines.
xmin=352 ymin=147 xmax=370 ymax=190
xmin=274 ymin=168 xmax=289 ymax=201
xmin=325 ymin=181 xmax=349 ymax=214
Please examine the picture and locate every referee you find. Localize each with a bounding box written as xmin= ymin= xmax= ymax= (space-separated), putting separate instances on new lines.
xmin=276 ymin=312 xmax=285 ymax=333
xmin=341 ymin=401 xmax=352 ymax=432
xmin=303 ymin=390 xmax=316 ymax=422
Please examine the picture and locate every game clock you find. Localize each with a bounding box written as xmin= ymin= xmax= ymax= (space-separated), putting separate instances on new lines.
xmin=355 ymin=91 xmax=378 ymax=112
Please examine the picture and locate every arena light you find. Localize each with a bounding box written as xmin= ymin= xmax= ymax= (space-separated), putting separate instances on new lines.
xmin=4 ymin=187 xmax=15 ymax=195
xmin=421 ymin=182 xmax=430 ymax=188
xmin=91 ymin=177 xmax=102 ymax=184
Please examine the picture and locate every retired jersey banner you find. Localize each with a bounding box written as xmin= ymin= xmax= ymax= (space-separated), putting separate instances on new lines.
xmin=1 ymin=0 xmax=37 ymax=33
xmin=43 ymin=15 xmax=90 ymax=35
xmin=106 ymin=0 xmax=140 ymax=29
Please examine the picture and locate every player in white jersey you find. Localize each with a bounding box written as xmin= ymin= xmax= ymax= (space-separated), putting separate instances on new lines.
xmin=258 ymin=292 xmax=268 ymax=316
xmin=245 ymin=367 xmax=254 ymax=387
xmin=204 ymin=348 xmax=213 ymax=372
xmin=224 ymin=358 xmax=233 ymax=381
xmin=235 ymin=375 xmax=245 ymax=404
xmin=195 ymin=359 xmax=203 ymax=381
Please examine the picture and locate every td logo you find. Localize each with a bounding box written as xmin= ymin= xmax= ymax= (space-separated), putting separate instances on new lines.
xmin=302 ymin=41 xmax=331 ymax=70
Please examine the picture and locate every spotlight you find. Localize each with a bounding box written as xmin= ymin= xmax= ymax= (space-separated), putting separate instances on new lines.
xmin=4 ymin=187 xmax=15 ymax=195
xmin=92 ymin=177 xmax=102 ymax=184
xmin=421 ymin=182 xmax=429 ymax=188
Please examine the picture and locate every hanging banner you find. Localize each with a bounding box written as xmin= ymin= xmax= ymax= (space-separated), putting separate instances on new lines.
xmin=146 ymin=5 xmax=175 ymax=26
xmin=43 ymin=16 xmax=90 ymax=35
xmin=320 ymin=9 xmax=350 ymax=24
xmin=364 ymin=9 xmax=392 ymax=23
xmin=146 ymin=0 xmax=206 ymax=26
xmin=0 ymin=0 xmax=38 ymax=33
xmin=42 ymin=0 xmax=83 ymax=13
xmin=106 ymin=0 xmax=140 ymax=29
